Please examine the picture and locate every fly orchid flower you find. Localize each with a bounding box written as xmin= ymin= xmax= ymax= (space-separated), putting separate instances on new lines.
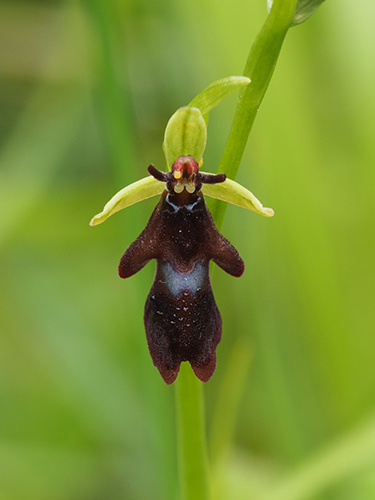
xmin=90 ymin=77 xmax=274 ymax=384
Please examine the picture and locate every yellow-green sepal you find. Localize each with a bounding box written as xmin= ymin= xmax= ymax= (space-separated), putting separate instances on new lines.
xmin=202 ymin=174 xmax=274 ymax=217
xmin=90 ymin=176 xmax=164 ymax=226
xmin=163 ymin=107 xmax=207 ymax=171
xmin=188 ymin=76 xmax=251 ymax=123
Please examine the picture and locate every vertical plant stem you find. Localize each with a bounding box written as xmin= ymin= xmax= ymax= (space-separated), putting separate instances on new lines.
xmin=175 ymin=363 xmax=210 ymax=500
xmin=210 ymin=0 xmax=298 ymax=226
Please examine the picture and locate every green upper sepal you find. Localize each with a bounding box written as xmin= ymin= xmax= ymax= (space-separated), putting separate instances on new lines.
xmin=267 ymin=0 xmax=326 ymax=26
xmin=163 ymin=76 xmax=250 ymax=170
xmin=202 ymin=173 xmax=274 ymax=217
xmin=163 ymin=107 xmax=207 ymax=172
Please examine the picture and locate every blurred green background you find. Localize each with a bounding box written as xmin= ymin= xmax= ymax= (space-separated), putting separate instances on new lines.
xmin=1 ymin=0 xmax=375 ymax=499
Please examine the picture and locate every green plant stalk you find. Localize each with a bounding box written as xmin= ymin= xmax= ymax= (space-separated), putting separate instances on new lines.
xmin=175 ymin=363 xmax=210 ymax=500
xmin=210 ymin=0 xmax=298 ymax=227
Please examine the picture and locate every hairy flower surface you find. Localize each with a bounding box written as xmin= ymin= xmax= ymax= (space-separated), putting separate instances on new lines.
xmin=118 ymin=156 xmax=243 ymax=383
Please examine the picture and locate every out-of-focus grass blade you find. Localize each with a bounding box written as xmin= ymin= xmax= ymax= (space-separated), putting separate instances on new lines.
xmin=0 ymin=443 xmax=97 ymax=500
xmin=0 ymin=87 xmax=84 ymax=247
xmin=262 ymin=412 xmax=375 ymax=500
xmin=210 ymin=338 xmax=253 ymax=462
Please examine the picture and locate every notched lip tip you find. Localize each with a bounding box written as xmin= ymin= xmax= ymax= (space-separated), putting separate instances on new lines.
xmin=190 ymin=358 xmax=216 ymax=383
xmin=162 ymin=374 xmax=179 ymax=385
xmin=164 ymin=377 xmax=177 ymax=385
xmin=158 ymin=365 xmax=180 ymax=385
xmin=158 ymin=360 xmax=216 ymax=384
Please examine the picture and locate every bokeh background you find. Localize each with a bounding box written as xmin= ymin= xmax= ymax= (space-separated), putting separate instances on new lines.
xmin=1 ymin=0 xmax=375 ymax=499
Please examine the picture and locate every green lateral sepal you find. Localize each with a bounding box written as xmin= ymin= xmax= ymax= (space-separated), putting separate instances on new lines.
xmin=90 ymin=176 xmax=164 ymax=226
xmin=202 ymin=174 xmax=274 ymax=217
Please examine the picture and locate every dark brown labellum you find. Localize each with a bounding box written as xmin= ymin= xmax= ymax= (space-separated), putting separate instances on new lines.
xmin=118 ymin=156 xmax=244 ymax=384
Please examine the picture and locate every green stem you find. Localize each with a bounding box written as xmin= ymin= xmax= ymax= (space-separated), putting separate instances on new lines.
xmin=210 ymin=0 xmax=298 ymax=227
xmin=175 ymin=363 xmax=210 ymax=500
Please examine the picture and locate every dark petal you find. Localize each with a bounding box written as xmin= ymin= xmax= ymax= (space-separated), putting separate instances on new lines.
xmin=147 ymin=165 xmax=172 ymax=183
xmin=198 ymin=172 xmax=226 ymax=185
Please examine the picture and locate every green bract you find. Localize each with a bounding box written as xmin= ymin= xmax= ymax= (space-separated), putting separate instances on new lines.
xmin=90 ymin=75 xmax=274 ymax=226
xmin=267 ymin=0 xmax=326 ymax=26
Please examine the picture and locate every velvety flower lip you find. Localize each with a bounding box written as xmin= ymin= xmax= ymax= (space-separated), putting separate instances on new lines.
xmin=117 ymin=155 xmax=245 ymax=383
